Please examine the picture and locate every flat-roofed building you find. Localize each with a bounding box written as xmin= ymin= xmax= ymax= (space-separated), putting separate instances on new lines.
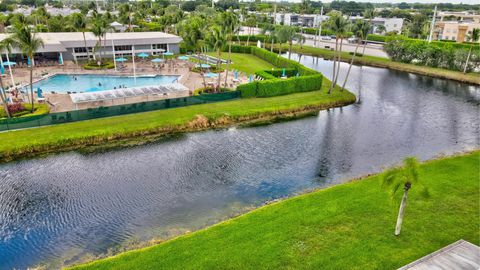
xmin=0 ymin=31 xmax=182 ymax=64
xmin=434 ymin=11 xmax=480 ymax=42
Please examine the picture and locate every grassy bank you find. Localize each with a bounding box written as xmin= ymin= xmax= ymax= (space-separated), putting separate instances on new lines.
xmin=267 ymin=44 xmax=480 ymax=85
xmin=0 ymin=80 xmax=355 ymax=162
xmin=205 ymin=52 xmax=275 ymax=74
xmin=69 ymin=152 xmax=480 ymax=270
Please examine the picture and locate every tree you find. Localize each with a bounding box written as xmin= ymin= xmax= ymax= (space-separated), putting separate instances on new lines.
xmin=245 ymin=14 xmax=257 ymax=46
xmin=327 ymin=12 xmax=349 ymax=93
xmin=361 ymin=9 xmax=375 ymax=55
xmin=71 ymin=13 xmax=90 ymax=61
xmin=275 ymin=25 xmax=302 ymax=60
xmin=0 ymin=41 xmax=11 ymax=118
xmin=119 ymin=3 xmax=135 ymax=31
xmin=341 ymin=20 xmax=370 ymax=90
xmin=463 ymin=28 xmax=479 ymax=73
xmin=260 ymin=23 xmax=276 ymax=52
xmin=207 ymin=25 xmax=226 ymax=91
xmin=382 ymin=157 xmax=429 ymax=236
xmin=220 ymin=10 xmax=240 ymax=86
xmin=6 ymin=24 xmax=44 ymax=113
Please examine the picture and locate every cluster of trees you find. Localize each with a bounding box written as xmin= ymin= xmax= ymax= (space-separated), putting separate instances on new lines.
xmin=384 ymin=30 xmax=480 ymax=72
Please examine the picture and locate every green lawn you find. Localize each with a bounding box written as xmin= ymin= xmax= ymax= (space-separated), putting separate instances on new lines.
xmin=267 ymin=44 xmax=480 ymax=85
xmin=69 ymin=152 xmax=480 ymax=270
xmin=0 ymin=80 xmax=355 ymax=161
xmin=205 ymin=52 xmax=275 ymax=74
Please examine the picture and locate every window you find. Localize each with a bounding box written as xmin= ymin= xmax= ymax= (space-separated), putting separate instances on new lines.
xmin=74 ymin=47 xmax=92 ymax=53
xmin=152 ymin=44 xmax=167 ymax=51
xmin=114 ymin=45 xmax=132 ymax=51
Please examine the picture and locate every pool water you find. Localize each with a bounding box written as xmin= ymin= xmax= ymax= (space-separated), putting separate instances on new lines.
xmin=32 ymin=74 xmax=180 ymax=93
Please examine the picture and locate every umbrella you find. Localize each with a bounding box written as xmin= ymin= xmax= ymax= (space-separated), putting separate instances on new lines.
xmin=205 ymin=72 xmax=218 ymax=78
xmin=151 ymin=58 xmax=164 ymax=63
xmin=137 ymin=53 xmax=149 ymax=58
xmin=115 ymin=57 xmax=128 ymax=62
xmin=234 ymin=70 xmax=238 ymax=80
xmin=249 ymin=74 xmax=253 ymax=82
xmin=163 ymin=52 xmax=174 ymax=56
xmin=282 ymin=68 xmax=286 ymax=77
xmin=2 ymin=61 xmax=16 ymax=66
xmin=0 ymin=65 xmax=4 ymax=75
xmin=58 ymin=53 xmax=63 ymax=65
xmin=178 ymin=56 xmax=189 ymax=60
xmin=195 ymin=64 xmax=211 ymax=68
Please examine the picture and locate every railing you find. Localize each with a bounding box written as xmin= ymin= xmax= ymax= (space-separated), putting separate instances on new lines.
xmin=0 ymin=91 xmax=240 ymax=131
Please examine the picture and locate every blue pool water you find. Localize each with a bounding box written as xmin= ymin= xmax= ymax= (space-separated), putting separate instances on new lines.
xmin=31 ymin=74 xmax=179 ymax=93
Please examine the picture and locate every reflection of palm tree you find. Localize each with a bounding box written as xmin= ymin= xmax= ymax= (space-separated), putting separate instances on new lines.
xmin=382 ymin=157 xmax=429 ymax=236
xmin=6 ymin=24 xmax=44 ymax=113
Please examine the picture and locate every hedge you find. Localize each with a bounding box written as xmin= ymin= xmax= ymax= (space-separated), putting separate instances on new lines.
xmin=231 ymin=46 xmax=324 ymax=98
xmin=367 ymin=34 xmax=387 ymax=43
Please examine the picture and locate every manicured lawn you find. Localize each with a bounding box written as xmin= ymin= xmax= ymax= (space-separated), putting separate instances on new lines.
xmin=69 ymin=152 xmax=480 ymax=270
xmin=205 ymin=52 xmax=275 ymax=74
xmin=0 ymin=80 xmax=355 ymax=161
xmin=272 ymin=44 xmax=480 ymax=85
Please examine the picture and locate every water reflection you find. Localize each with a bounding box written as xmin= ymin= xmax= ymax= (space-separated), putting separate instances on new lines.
xmin=0 ymin=53 xmax=478 ymax=269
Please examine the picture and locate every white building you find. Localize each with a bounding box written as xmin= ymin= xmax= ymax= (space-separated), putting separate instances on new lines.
xmin=0 ymin=32 xmax=182 ymax=63
xmin=274 ymin=13 xmax=328 ymax=28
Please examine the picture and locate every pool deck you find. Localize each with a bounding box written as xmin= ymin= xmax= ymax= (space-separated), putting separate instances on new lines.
xmin=4 ymin=60 xmax=249 ymax=112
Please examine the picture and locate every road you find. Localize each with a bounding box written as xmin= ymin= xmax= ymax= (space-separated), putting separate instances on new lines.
xmin=239 ymin=27 xmax=389 ymax=58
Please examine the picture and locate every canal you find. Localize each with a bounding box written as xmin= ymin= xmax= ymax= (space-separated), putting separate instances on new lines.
xmin=0 ymin=54 xmax=478 ymax=269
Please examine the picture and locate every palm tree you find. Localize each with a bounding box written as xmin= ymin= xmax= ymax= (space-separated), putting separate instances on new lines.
xmin=221 ymin=10 xmax=240 ymax=86
xmin=327 ymin=13 xmax=349 ymax=93
xmin=0 ymin=41 xmax=11 ymax=118
xmin=6 ymin=24 xmax=44 ymax=113
xmin=119 ymin=3 xmax=135 ymax=32
xmin=341 ymin=20 xmax=371 ymax=90
xmin=90 ymin=16 xmax=108 ymax=64
xmin=71 ymin=13 xmax=90 ymax=61
xmin=299 ymin=0 xmax=310 ymax=49
xmin=275 ymin=25 xmax=302 ymax=60
xmin=382 ymin=157 xmax=429 ymax=236
xmin=245 ymin=15 xmax=257 ymax=46
xmin=260 ymin=23 xmax=275 ymax=51
xmin=361 ymin=9 xmax=376 ymax=55
xmin=463 ymin=28 xmax=479 ymax=73
xmin=208 ymin=26 xmax=226 ymax=91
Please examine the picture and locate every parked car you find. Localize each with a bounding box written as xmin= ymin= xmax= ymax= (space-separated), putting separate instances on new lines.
xmin=347 ymin=37 xmax=358 ymax=43
xmin=321 ymin=36 xmax=332 ymax=40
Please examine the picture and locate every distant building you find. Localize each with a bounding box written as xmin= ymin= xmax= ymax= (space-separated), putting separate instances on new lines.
xmin=0 ymin=32 xmax=182 ymax=63
xmin=274 ymin=13 xmax=328 ymax=28
xmin=433 ymin=11 xmax=480 ymax=42
xmin=348 ymin=16 xmax=404 ymax=34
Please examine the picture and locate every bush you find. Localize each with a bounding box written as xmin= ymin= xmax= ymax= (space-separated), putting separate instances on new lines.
xmin=384 ymin=36 xmax=480 ymax=71
xmin=237 ymin=82 xmax=257 ymax=98
xmin=193 ymin=87 xmax=232 ymax=95
xmin=0 ymin=103 xmax=49 ymax=118
xmin=367 ymin=34 xmax=387 ymax=43
xmin=83 ymin=61 xmax=115 ymax=70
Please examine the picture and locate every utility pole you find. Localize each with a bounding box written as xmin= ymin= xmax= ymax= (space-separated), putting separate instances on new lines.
xmin=428 ymin=5 xmax=437 ymax=43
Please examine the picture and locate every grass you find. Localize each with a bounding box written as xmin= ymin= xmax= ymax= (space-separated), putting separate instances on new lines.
xmin=0 ymin=80 xmax=355 ymax=161
xmin=69 ymin=152 xmax=480 ymax=270
xmin=205 ymin=52 xmax=275 ymax=74
xmin=267 ymin=44 xmax=480 ymax=85
xmin=0 ymin=103 xmax=49 ymax=118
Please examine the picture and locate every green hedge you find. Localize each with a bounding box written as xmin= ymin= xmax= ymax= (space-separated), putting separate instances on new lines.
xmin=83 ymin=61 xmax=115 ymax=70
xmin=236 ymin=35 xmax=269 ymax=42
xmin=367 ymin=34 xmax=387 ymax=43
xmin=255 ymin=70 xmax=277 ymax=79
xmin=237 ymin=82 xmax=258 ymax=98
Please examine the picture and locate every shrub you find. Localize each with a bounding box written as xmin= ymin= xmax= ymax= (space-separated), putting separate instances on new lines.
xmin=367 ymin=34 xmax=387 ymax=43
xmin=237 ymin=82 xmax=257 ymax=98
xmin=83 ymin=61 xmax=115 ymax=70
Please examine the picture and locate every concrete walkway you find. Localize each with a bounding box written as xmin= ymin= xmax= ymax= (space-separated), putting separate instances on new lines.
xmin=398 ymin=240 xmax=480 ymax=270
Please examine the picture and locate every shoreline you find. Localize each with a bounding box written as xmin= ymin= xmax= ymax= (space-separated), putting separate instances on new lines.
xmin=68 ymin=150 xmax=479 ymax=270
xmin=0 ymin=90 xmax=356 ymax=163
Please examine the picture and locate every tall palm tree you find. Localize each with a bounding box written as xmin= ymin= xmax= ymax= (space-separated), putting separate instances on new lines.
xmin=382 ymin=157 xmax=429 ymax=236
xmin=0 ymin=41 xmax=11 ymax=118
xmin=463 ymin=28 xmax=479 ymax=73
xmin=71 ymin=13 xmax=90 ymax=61
xmin=208 ymin=25 xmax=226 ymax=91
xmin=90 ymin=17 xmax=108 ymax=64
xmin=327 ymin=13 xmax=349 ymax=93
xmin=260 ymin=23 xmax=276 ymax=52
xmin=299 ymin=0 xmax=310 ymax=49
xmin=341 ymin=20 xmax=371 ymax=90
xmin=6 ymin=24 xmax=44 ymax=113
xmin=361 ymin=9 xmax=376 ymax=55
xmin=221 ymin=10 xmax=240 ymax=86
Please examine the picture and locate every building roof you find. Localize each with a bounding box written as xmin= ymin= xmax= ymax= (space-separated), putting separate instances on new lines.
xmin=0 ymin=32 xmax=183 ymax=54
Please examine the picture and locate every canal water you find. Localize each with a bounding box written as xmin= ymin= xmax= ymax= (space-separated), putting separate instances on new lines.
xmin=1 ymin=53 xmax=478 ymax=269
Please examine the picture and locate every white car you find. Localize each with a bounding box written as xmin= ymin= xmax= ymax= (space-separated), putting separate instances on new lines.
xmin=320 ymin=36 xmax=332 ymax=40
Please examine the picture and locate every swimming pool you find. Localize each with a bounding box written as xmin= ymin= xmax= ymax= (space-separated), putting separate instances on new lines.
xmin=32 ymin=74 xmax=180 ymax=93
